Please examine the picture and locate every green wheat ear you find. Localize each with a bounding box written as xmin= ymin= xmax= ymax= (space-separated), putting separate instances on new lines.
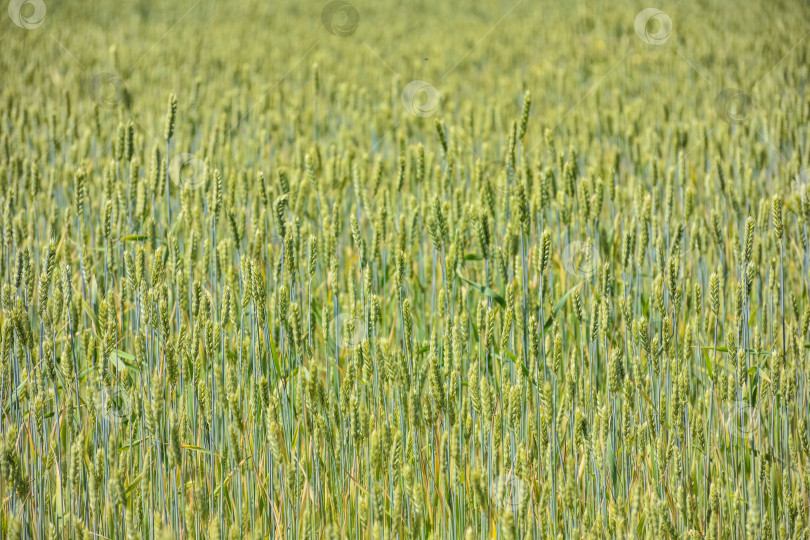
xmin=435 ymin=118 xmax=448 ymax=155
xmin=164 ymin=93 xmax=177 ymax=143
xmin=772 ymin=195 xmax=783 ymax=239
xmin=518 ymin=90 xmax=531 ymax=141
xmin=1 ymin=5 xmax=806 ymax=538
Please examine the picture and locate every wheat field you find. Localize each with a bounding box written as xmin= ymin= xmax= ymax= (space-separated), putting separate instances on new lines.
xmin=1 ymin=0 xmax=810 ymax=538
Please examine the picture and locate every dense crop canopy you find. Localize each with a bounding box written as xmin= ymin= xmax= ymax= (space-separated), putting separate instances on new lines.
xmin=1 ymin=0 xmax=809 ymax=538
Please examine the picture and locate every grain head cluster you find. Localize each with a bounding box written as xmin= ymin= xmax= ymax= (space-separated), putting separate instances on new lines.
xmin=0 ymin=0 xmax=809 ymax=538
